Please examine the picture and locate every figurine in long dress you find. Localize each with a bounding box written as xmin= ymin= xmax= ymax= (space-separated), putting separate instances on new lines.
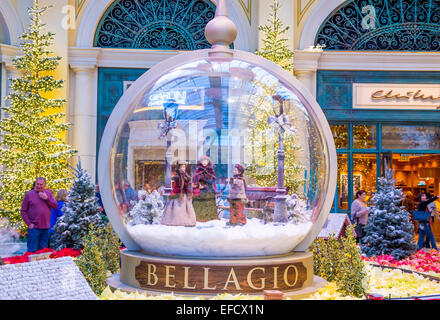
xmin=161 ymin=162 xmax=196 ymax=227
xmin=227 ymin=164 xmax=247 ymax=226
xmin=192 ymin=156 xmax=218 ymax=221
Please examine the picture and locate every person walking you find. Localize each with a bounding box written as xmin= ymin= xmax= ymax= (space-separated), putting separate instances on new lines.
xmin=95 ymin=183 xmax=108 ymax=221
xmin=123 ymin=180 xmax=138 ymax=210
xmin=21 ymin=177 xmax=58 ymax=252
xmin=417 ymin=192 xmax=439 ymax=251
xmin=351 ymin=190 xmax=369 ymax=243
xmin=403 ymin=191 xmax=417 ymax=233
xmin=427 ymin=196 xmax=440 ymax=221
xmin=48 ymin=189 xmax=67 ymax=248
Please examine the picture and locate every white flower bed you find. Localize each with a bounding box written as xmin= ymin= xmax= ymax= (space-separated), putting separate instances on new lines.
xmin=0 ymin=257 xmax=96 ymax=300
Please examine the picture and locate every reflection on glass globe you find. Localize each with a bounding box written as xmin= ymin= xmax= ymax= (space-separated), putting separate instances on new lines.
xmin=104 ymin=54 xmax=333 ymax=258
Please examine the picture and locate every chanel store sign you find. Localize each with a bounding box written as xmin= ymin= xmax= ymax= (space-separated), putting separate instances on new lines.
xmin=353 ymin=83 xmax=440 ymax=110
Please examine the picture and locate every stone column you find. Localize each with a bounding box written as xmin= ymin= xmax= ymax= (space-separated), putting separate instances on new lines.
xmin=71 ymin=64 xmax=97 ymax=181
xmin=1 ymin=63 xmax=20 ymax=120
xmin=293 ymin=48 xmax=323 ymax=97
xmin=292 ymin=49 xmax=323 ymax=199
xmin=4 ymin=63 xmax=21 ymax=94
xmin=4 ymin=65 xmax=20 ymax=81
xmin=69 ymin=48 xmax=100 ymax=181
xmin=0 ymin=44 xmax=21 ymax=113
xmin=70 ymin=65 xmax=97 ymax=180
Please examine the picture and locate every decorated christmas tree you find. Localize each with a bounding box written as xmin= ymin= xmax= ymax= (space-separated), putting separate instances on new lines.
xmin=247 ymin=1 xmax=304 ymax=195
xmin=53 ymin=160 xmax=106 ymax=250
xmin=243 ymin=90 xmax=305 ymax=194
xmin=0 ymin=2 xmax=76 ymax=231
xmin=361 ymin=168 xmax=416 ymax=260
xmin=255 ymin=0 xmax=294 ymax=73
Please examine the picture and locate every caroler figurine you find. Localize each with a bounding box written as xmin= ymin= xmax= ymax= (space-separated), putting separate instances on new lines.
xmin=227 ymin=164 xmax=247 ymax=226
xmin=193 ymin=155 xmax=218 ymax=221
xmin=161 ymin=161 xmax=196 ymax=227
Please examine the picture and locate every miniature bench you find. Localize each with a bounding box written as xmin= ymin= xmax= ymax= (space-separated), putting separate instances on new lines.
xmin=216 ymin=186 xmax=287 ymax=221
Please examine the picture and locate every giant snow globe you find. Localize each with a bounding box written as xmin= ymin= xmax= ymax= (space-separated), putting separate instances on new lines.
xmin=99 ymin=1 xmax=336 ymax=297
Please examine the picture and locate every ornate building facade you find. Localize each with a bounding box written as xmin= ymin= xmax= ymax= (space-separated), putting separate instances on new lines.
xmin=0 ymin=0 xmax=439 ymax=223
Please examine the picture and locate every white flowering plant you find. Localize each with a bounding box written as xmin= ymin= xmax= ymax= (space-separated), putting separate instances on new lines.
xmin=286 ymin=194 xmax=310 ymax=224
xmin=126 ymin=190 xmax=164 ymax=226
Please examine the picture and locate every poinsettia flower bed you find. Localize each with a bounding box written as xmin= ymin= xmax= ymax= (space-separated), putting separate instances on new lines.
xmin=50 ymin=248 xmax=82 ymax=259
xmin=3 ymin=247 xmax=81 ymax=264
xmin=362 ymin=250 xmax=440 ymax=275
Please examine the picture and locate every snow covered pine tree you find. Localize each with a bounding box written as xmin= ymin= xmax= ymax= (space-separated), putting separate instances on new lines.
xmin=53 ymin=160 xmax=106 ymax=250
xmin=361 ymin=168 xmax=416 ymax=260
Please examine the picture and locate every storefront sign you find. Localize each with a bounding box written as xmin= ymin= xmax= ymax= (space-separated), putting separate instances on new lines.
xmin=149 ymin=91 xmax=187 ymax=106
xmin=145 ymin=88 xmax=205 ymax=110
xmin=126 ymin=82 xmax=206 ymax=112
xmin=353 ymin=83 xmax=440 ymax=110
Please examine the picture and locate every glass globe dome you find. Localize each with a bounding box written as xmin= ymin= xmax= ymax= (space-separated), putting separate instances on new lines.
xmin=98 ymin=50 xmax=336 ymax=258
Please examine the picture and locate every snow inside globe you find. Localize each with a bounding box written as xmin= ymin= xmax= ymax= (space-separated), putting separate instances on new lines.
xmin=98 ymin=5 xmax=336 ymax=259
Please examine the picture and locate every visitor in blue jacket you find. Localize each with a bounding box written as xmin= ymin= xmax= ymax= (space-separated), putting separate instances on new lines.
xmin=417 ymin=192 xmax=439 ymax=251
xmin=49 ymin=189 xmax=68 ymax=248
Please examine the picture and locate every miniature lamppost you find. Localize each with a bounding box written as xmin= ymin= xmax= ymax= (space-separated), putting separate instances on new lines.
xmin=158 ymin=99 xmax=179 ymax=197
xmin=268 ymin=94 xmax=296 ymax=223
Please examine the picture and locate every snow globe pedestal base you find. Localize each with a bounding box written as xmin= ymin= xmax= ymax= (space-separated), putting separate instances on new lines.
xmin=106 ymin=249 xmax=327 ymax=299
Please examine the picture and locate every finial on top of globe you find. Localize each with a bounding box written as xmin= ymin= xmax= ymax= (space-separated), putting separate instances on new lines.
xmin=204 ymin=0 xmax=237 ymax=56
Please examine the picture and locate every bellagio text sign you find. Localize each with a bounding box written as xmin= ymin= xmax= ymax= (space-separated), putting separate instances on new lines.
xmin=134 ymin=261 xmax=307 ymax=294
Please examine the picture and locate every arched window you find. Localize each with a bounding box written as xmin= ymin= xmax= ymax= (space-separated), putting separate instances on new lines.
xmin=0 ymin=16 xmax=10 ymax=44
xmin=315 ymin=0 xmax=440 ymax=51
xmin=94 ymin=0 xmax=216 ymax=50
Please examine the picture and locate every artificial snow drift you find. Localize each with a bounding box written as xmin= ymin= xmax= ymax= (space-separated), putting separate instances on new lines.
xmin=127 ymin=217 xmax=313 ymax=257
xmin=124 ymin=190 xmax=313 ymax=257
xmin=0 ymin=218 xmax=23 ymax=258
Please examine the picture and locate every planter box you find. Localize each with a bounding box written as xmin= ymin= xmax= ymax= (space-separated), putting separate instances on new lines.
xmin=28 ymin=252 xmax=52 ymax=262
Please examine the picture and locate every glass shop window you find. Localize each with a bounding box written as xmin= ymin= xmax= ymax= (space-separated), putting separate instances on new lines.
xmin=336 ymin=153 xmax=349 ymax=210
xmin=135 ymin=160 xmax=166 ymax=192
xmin=353 ymin=125 xmax=376 ymax=149
xmin=330 ymin=124 xmax=348 ymax=149
xmin=353 ymin=154 xmax=377 ymax=203
xmin=382 ymin=126 xmax=440 ymax=150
